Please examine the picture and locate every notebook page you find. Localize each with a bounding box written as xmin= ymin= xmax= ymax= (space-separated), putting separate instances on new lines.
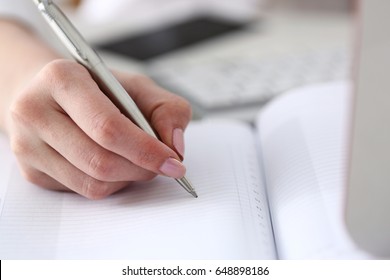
xmin=0 ymin=121 xmax=275 ymax=259
xmin=0 ymin=133 xmax=15 ymax=215
xmin=257 ymin=82 xmax=373 ymax=259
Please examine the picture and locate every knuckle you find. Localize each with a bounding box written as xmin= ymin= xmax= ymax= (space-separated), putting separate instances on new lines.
xmin=123 ymin=74 xmax=155 ymax=93
xmin=174 ymin=96 xmax=192 ymax=119
xmin=10 ymin=136 xmax=34 ymax=157
xmin=87 ymin=151 xmax=116 ymax=181
xmin=41 ymin=59 xmax=89 ymax=93
xmin=80 ymin=177 xmax=111 ymax=200
xmin=133 ymin=138 xmax=159 ymax=167
xmin=175 ymin=95 xmax=191 ymax=109
xmin=9 ymin=97 xmax=26 ymax=123
xmin=43 ymin=59 xmax=86 ymax=80
xmin=9 ymin=97 xmax=52 ymax=137
xmin=128 ymin=74 xmax=153 ymax=86
xmin=42 ymin=59 xmax=68 ymax=77
xmin=152 ymin=96 xmax=192 ymax=128
xmin=135 ymin=150 xmax=154 ymax=167
xmin=9 ymin=92 xmax=39 ymax=128
xmin=90 ymin=113 xmax=121 ymax=147
xmin=41 ymin=60 xmax=69 ymax=84
xmin=21 ymin=168 xmax=44 ymax=186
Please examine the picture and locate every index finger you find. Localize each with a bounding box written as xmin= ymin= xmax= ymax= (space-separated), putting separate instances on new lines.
xmin=41 ymin=60 xmax=186 ymax=179
xmin=116 ymin=73 xmax=192 ymax=157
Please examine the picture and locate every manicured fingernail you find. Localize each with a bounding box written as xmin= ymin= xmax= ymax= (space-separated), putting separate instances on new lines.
xmin=159 ymin=158 xmax=186 ymax=179
xmin=173 ymin=128 xmax=185 ymax=158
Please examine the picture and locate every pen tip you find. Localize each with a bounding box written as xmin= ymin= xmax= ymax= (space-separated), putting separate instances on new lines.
xmin=175 ymin=177 xmax=198 ymax=198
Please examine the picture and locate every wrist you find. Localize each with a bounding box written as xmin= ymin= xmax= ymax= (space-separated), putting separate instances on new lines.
xmin=0 ymin=20 xmax=61 ymax=133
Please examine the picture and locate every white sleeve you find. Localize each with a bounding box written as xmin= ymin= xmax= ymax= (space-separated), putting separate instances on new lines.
xmin=0 ymin=0 xmax=46 ymax=29
xmin=0 ymin=0 xmax=70 ymax=54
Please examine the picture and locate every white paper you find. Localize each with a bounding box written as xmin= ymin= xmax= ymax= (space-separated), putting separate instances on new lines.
xmin=0 ymin=121 xmax=275 ymax=259
xmin=258 ymin=82 xmax=373 ymax=259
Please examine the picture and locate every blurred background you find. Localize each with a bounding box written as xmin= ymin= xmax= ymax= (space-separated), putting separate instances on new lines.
xmin=68 ymin=0 xmax=353 ymax=40
xmin=62 ymin=0 xmax=354 ymax=121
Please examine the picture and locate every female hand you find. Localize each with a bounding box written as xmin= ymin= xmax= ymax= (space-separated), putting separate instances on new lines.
xmin=6 ymin=59 xmax=192 ymax=199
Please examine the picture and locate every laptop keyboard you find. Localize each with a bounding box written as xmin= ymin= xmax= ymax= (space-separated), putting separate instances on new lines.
xmin=148 ymin=48 xmax=350 ymax=112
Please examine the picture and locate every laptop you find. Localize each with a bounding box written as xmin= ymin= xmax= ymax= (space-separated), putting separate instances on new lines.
xmin=345 ymin=0 xmax=390 ymax=258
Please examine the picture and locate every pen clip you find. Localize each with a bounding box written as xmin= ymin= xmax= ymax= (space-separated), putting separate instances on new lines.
xmin=36 ymin=0 xmax=92 ymax=64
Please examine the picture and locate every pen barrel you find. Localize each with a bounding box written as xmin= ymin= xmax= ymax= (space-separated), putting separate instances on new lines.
xmin=90 ymin=62 xmax=158 ymax=138
xmin=35 ymin=0 xmax=156 ymax=138
xmin=33 ymin=0 xmax=197 ymax=197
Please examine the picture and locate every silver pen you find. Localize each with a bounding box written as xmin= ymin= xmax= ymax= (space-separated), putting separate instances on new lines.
xmin=32 ymin=0 xmax=198 ymax=198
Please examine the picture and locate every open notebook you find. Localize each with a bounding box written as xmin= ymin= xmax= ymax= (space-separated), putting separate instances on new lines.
xmin=0 ymin=82 xmax=374 ymax=259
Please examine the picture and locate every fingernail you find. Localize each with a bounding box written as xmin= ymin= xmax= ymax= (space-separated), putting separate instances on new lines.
xmin=173 ymin=128 xmax=185 ymax=158
xmin=159 ymin=158 xmax=186 ymax=179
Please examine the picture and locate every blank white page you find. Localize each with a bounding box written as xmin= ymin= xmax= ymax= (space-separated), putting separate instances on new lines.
xmin=257 ymin=82 xmax=373 ymax=259
xmin=0 ymin=121 xmax=275 ymax=259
